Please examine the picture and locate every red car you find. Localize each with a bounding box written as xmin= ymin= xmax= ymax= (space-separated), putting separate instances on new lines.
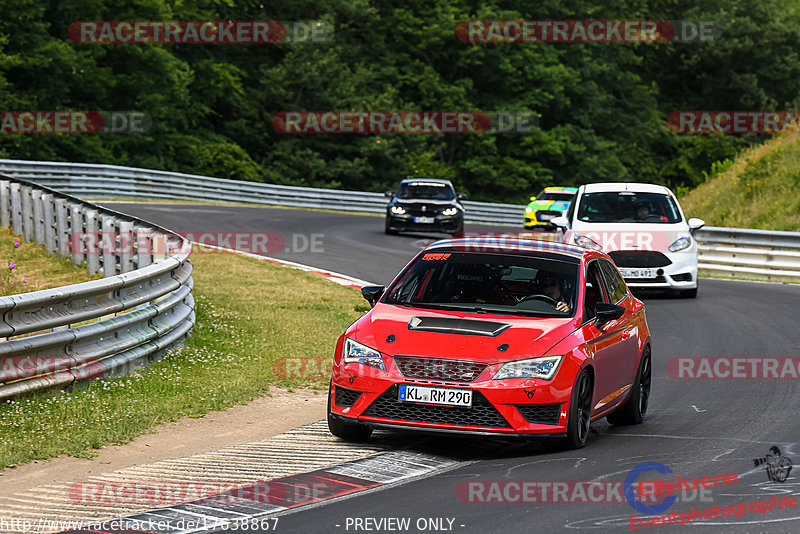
xmin=327 ymin=238 xmax=652 ymax=449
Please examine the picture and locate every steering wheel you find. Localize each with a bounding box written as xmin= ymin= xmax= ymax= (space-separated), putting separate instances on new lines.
xmin=516 ymin=294 xmax=558 ymax=306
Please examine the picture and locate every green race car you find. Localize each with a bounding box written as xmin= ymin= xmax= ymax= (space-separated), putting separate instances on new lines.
xmin=523 ymin=186 xmax=578 ymax=229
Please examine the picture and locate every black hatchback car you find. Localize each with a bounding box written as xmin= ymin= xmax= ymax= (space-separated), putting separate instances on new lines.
xmin=384 ymin=178 xmax=466 ymax=235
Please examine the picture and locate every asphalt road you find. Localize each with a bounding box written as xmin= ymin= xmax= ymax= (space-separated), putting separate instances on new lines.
xmin=103 ymin=202 xmax=800 ymax=534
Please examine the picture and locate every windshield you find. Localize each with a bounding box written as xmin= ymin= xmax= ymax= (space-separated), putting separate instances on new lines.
xmin=538 ymin=192 xmax=575 ymax=202
xmin=396 ymin=181 xmax=456 ymax=200
xmin=383 ymin=252 xmax=578 ymax=317
xmin=577 ymin=192 xmax=683 ymax=223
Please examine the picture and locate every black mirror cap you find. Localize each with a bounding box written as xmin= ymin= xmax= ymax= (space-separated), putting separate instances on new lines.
xmin=361 ymin=285 xmax=386 ymax=307
xmin=384 ymin=191 xmax=394 ymax=198
xmin=457 ymin=192 xmax=468 ymax=200
xmin=594 ymin=302 xmax=625 ymax=325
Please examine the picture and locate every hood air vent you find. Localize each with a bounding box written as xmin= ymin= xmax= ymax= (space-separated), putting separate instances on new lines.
xmin=408 ymin=316 xmax=511 ymax=337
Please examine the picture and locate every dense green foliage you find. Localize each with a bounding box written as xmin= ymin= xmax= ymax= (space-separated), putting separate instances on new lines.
xmin=1 ymin=0 xmax=799 ymax=202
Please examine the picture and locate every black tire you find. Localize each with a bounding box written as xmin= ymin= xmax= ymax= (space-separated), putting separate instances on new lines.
xmin=327 ymin=383 xmax=373 ymax=442
xmin=562 ymin=370 xmax=593 ymax=449
xmin=384 ymin=219 xmax=397 ymax=235
xmin=680 ymin=286 xmax=698 ymax=298
xmin=607 ymin=347 xmax=651 ymax=426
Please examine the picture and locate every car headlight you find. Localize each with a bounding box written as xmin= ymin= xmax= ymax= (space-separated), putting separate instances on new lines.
xmin=442 ymin=207 xmax=458 ymax=216
xmin=493 ymin=355 xmax=563 ymax=380
xmin=525 ymin=206 xmax=534 ymax=213
xmin=343 ymin=338 xmax=386 ymax=370
xmin=668 ymin=236 xmax=692 ymax=252
xmin=390 ymin=205 xmax=406 ymax=215
xmin=573 ymin=234 xmax=602 ymax=251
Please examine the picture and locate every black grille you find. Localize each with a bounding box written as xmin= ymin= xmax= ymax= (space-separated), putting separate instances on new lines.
xmin=516 ymin=404 xmax=562 ymax=425
xmin=334 ymin=386 xmax=362 ymax=407
xmin=609 ymin=251 xmax=672 ymax=268
xmin=363 ymin=385 xmax=511 ymax=428
xmin=671 ymin=273 xmax=692 ymax=281
xmin=626 ymin=276 xmax=666 ymax=284
xmin=394 ymin=356 xmax=488 ymax=382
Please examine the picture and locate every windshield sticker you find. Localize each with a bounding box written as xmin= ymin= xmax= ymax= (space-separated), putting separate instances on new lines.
xmin=422 ymin=253 xmax=451 ymax=261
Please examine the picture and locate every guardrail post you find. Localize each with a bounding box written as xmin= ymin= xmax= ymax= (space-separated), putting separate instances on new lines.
xmin=70 ymin=202 xmax=85 ymax=266
xmin=10 ymin=183 xmax=21 ymax=236
xmin=136 ymin=226 xmax=152 ymax=268
xmin=55 ymin=198 xmax=69 ymax=257
xmin=32 ymin=189 xmax=45 ymax=245
xmin=0 ymin=180 xmax=10 ymax=228
xmin=119 ymin=220 xmax=134 ymax=273
xmin=83 ymin=208 xmax=99 ymax=274
xmin=21 ymin=185 xmax=33 ymax=242
xmin=101 ymin=214 xmax=117 ymax=277
xmin=42 ymin=193 xmax=56 ymax=253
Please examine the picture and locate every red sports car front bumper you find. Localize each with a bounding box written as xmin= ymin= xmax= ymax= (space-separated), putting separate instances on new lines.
xmin=329 ymin=356 xmax=581 ymax=435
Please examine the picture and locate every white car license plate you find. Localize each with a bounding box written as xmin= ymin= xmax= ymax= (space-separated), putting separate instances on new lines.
xmin=539 ymin=214 xmax=555 ymax=221
xmin=398 ymin=385 xmax=472 ymax=407
xmin=414 ymin=216 xmax=435 ymax=224
xmin=619 ymin=268 xmax=656 ymax=279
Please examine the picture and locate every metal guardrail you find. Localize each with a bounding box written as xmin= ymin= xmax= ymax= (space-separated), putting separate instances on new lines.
xmin=1 ymin=159 xmax=799 ymax=283
xmin=696 ymin=226 xmax=800 ymax=282
xmin=0 ymin=159 xmax=526 ymax=226
xmin=0 ymin=174 xmax=194 ymax=400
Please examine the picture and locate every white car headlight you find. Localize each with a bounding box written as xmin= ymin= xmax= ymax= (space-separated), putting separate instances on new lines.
xmin=442 ymin=207 xmax=458 ymax=216
xmin=668 ymin=236 xmax=692 ymax=252
xmin=573 ymin=234 xmax=602 ymax=251
xmin=391 ymin=205 xmax=406 ymax=214
xmin=343 ymin=338 xmax=386 ymax=370
xmin=525 ymin=206 xmax=534 ymax=213
xmin=493 ymin=355 xmax=563 ymax=380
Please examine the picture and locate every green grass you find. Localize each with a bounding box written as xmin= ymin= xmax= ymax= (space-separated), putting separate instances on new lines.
xmin=0 ymin=249 xmax=368 ymax=468
xmin=680 ymin=135 xmax=800 ymax=231
xmin=0 ymin=227 xmax=100 ymax=296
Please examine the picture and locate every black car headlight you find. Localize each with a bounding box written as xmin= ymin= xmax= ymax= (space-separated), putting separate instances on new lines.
xmin=442 ymin=207 xmax=458 ymax=216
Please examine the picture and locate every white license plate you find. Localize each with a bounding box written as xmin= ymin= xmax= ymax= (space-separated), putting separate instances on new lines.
xmin=414 ymin=216 xmax=435 ymax=224
xmin=539 ymin=214 xmax=555 ymax=221
xmin=398 ymin=385 xmax=472 ymax=407
xmin=619 ymin=268 xmax=656 ymax=279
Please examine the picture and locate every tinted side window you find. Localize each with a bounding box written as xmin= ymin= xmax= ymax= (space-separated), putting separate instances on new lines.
xmin=599 ymin=260 xmax=627 ymax=304
xmin=583 ymin=262 xmax=608 ymax=322
xmin=566 ymin=193 xmax=578 ymax=222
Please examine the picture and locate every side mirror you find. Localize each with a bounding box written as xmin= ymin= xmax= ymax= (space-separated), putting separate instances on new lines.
xmin=361 ymin=285 xmax=385 ymax=307
xmin=594 ymin=302 xmax=625 ymax=327
xmin=384 ymin=191 xmax=394 ymax=198
xmin=457 ymin=193 xmax=468 ymax=200
xmin=550 ymin=216 xmax=569 ymax=229
xmin=688 ymin=218 xmax=705 ymax=233
xmin=530 ymin=196 xmax=537 ymax=202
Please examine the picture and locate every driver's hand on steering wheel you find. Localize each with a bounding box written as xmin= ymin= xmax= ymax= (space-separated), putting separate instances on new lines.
xmin=555 ymin=300 xmax=569 ymax=312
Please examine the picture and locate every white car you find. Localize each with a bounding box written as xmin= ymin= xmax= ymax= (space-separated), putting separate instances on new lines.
xmin=550 ymin=183 xmax=705 ymax=297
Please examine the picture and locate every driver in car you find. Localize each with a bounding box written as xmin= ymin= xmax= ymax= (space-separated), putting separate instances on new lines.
xmin=634 ymin=202 xmax=651 ymax=220
xmin=537 ymin=271 xmax=570 ymax=313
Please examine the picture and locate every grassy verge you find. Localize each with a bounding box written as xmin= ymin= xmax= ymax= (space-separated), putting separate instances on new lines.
xmin=680 ymin=135 xmax=800 ymax=231
xmin=0 ymin=227 xmax=99 ymax=296
xmin=0 ymin=248 xmax=368 ymax=468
